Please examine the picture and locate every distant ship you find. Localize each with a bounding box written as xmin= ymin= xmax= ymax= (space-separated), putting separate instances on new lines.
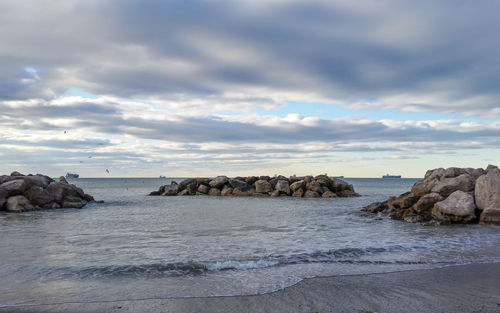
xmin=332 ymin=176 xmax=344 ymax=179
xmin=159 ymin=175 xmax=166 ymax=178
xmin=65 ymin=173 xmax=79 ymax=179
xmin=382 ymin=174 xmax=401 ymax=179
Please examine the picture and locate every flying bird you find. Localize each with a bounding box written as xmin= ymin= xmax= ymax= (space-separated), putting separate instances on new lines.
xmin=106 ymin=169 xmax=109 ymax=173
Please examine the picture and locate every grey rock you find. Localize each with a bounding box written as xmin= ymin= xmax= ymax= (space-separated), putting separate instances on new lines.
xmin=292 ymin=190 xmax=303 ymax=197
xmin=197 ymin=184 xmax=210 ymax=194
xmin=178 ymin=189 xmax=189 ymax=196
xmin=245 ymin=176 xmax=259 ymax=185
xmin=232 ymin=186 xmax=254 ymax=196
xmin=228 ymin=179 xmax=247 ymax=189
xmin=275 ymin=180 xmax=290 ymax=195
xmin=411 ymin=192 xmax=444 ymax=220
xmin=432 ymin=190 xmax=476 ymax=223
xmin=306 ymin=181 xmax=322 ymax=193
xmin=254 ymin=180 xmax=272 ymax=193
xmin=475 ymin=170 xmax=500 ymax=225
xmin=1 ymin=179 xmax=27 ymax=196
xmin=322 ymin=190 xmax=337 ymax=198
xmin=221 ymin=186 xmax=233 ymax=196
xmin=178 ymin=178 xmax=197 ymax=191
xmin=209 ymin=176 xmax=229 ymax=189
xmin=62 ymin=196 xmax=87 ymax=208
xmin=162 ymin=184 xmax=179 ymax=196
xmin=0 ymin=187 xmax=7 ymax=209
xmin=304 ymin=190 xmax=320 ymax=198
xmin=362 ymin=201 xmax=388 ymax=213
xmin=208 ymin=188 xmax=221 ymax=196
xmin=10 ymin=171 xmax=23 ymax=177
xmin=431 ymin=174 xmax=474 ymax=198
xmin=270 ymin=190 xmax=280 ymax=197
xmin=6 ymin=195 xmax=34 ymax=212
xmin=290 ymin=180 xmax=305 ymax=192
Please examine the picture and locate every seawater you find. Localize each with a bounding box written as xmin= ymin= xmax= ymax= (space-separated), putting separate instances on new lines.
xmin=1 ymin=178 xmax=499 ymax=306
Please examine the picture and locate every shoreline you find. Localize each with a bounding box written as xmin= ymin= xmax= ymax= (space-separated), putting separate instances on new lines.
xmin=3 ymin=262 xmax=500 ymax=313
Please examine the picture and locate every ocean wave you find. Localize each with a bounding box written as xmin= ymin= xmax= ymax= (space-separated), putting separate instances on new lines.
xmin=54 ymin=244 xmax=438 ymax=278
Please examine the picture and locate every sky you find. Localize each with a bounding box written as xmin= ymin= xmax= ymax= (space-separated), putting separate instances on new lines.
xmin=0 ymin=0 xmax=499 ymax=178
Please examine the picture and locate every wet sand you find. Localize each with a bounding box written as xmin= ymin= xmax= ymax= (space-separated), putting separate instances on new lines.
xmin=2 ymin=262 xmax=500 ymax=313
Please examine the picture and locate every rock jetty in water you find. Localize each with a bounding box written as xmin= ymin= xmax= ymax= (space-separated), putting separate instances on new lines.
xmin=0 ymin=171 xmax=95 ymax=212
xmin=150 ymin=175 xmax=359 ymax=198
xmin=362 ymin=165 xmax=500 ymax=225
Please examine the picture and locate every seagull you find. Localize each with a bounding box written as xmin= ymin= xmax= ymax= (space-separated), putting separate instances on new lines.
xmin=106 ymin=169 xmax=110 ymax=173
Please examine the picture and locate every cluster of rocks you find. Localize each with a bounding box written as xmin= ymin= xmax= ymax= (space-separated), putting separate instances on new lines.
xmin=0 ymin=172 xmax=95 ymax=212
xmin=150 ymin=175 xmax=359 ymax=198
xmin=362 ymin=165 xmax=500 ymax=225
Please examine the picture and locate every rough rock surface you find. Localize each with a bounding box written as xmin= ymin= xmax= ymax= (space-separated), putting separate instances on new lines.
xmin=150 ymin=175 xmax=359 ymax=198
xmin=0 ymin=172 xmax=95 ymax=212
xmin=362 ymin=165 xmax=500 ymax=225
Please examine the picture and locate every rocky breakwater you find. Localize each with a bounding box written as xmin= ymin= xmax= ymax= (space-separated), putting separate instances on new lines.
xmin=149 ymin=175 xmax=359 ymax=198
xmin=0 ymin=171 xmax=95 ymax=212
xmin=362 ymin=165 xmax=500 ymax=225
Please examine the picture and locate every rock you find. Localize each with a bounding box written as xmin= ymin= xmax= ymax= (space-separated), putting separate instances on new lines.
xmin=337 ymin=190 xmax=360 ymax=197
xmin=196 ymin=178 xmax=211 ymax=186
xmin=59 ymin=176 xmax=68 ymax=184
xmin=245 ymin=176 xmax=259 ymax=185
xmin=149 ymin=191 xmax=161 ymax=196
xmin=46 ymin=182 xmax=64 ymax=202
xmin=259 ymin=176 xmax=270 ymax=181
xmin=208 ymin=188 xmax=221 ymax=196
xmin=229 ymin=179 xmax=247 ymax=189
xmin=10 ymin=171 xmax=23 ymax=177
xmin=475 ymin=170 xmax=500 ymax=225
xmin=290 ymin=180 xmax=305 ymax=192
xmin=269 ymin=178 xmax=278 ymax=189
xmin=331 ymin=178 xmax=352 ymax=193
xmin=304 ymin=190 xmax=320 ymax=198
xmin=306 ymin=181 xmax=322 ymax=193
xmin=443 ymin=167 xmax=468 ymax=179
xmin=209 ymin=176 xmax=229 ymax=189
xmin=24 ymin=185 xmax=52 ymax=206
xmin=303 ymin=176 xmax=313 ymax=183
xmin=185 ymin=182 xmax=198 ymax=195
xmin=289 ymin=176 xmax=302 ymax=184
xmin=221 ymin=186 xmax=233 ymax=196
xmin=253 ymin=193 xmax=269 ymax=197
xmin=0 ymin=187 xmax=7 ymax=209
xmin=162 ymin=184 xmax=179 ymax=196
xmin=411 ymin=193 xmax=444 ymax=220
xmin=411 ymin=168 xmax=445 ymax=196
xmin=479 ymin=209 xmax=500 ymax=225
xmin=486 ymin=164 xmax=500 ymax=174
xmin=178 ymin=189 xmax=189 ymax=196
xmin=232 ymin=186 xmax=254 ymax=196
xmin=322 ymin=190 xmax=337 ymax=198
xmin=292 ymin=190 xmax=303 ymax=197
xmin=388 ymin=192 xmax=420 ymax=211
xmin=254 ymin=180 xmax=272 ymax=193
xmin=1 ymin=179 xmax=27 ymax=196
xmin=0 ymin=175 xmax=13 ymax=184
xmin=275 ymin=175 xmax=289 ymax=183
xmin=423 ymin=218 xmax=450 ymax=226
xmin=197 ymin=184 xmax=210 ymax=194
xmin=431 ymin=174 xmax=474 ymax=197
xmin=62 ymin=196 xmax=87 ymax=208
xmin=362 ymin=201 xmax=388 ymax=213
xmin=178 ymin=178 xmax=197 ymax=191
xmin=431 ymin=191 xmax=476 ymax=223
xmin=475 ymin=171 xmax=500 ymax=211
xmin=403 ymin=213 xmax=423 ymax=223
xmin=270 ymin=190 xmax=280 ymax=197
xmin=6 ymin=195 xmax=34 ymax=212
xmin=275 ymin=180 xmax=290 ymax=195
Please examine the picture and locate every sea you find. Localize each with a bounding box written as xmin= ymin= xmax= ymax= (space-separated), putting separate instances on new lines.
xmin=1 ymin=178 xmax=499 ymax=307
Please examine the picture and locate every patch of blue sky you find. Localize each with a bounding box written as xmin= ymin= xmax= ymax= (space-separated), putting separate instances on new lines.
xmin=64 ymin=88 xmax=99 ymax=99
xmin=24 ymin=67 xmax=39 ymax=79
xmin=254 ymin=101 xmax=493 ymax=122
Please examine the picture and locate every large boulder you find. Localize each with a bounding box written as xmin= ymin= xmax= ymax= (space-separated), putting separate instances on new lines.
xmin=306 ymin=181 xmax=322 ymax=193
xmin=304 ymin=190 xmax=320 ymax=198
xmin=162 ymin=184 xmax=179 ymax=196
xmin=275 ymin=180 xmax=290 ymax=195
xmin=221 ymin=186 xmax=233 ymax=196
xmin=62 ymin=196 xmax=87 ymax=208
xmin=322 ymin=190 xmax=337 ymax=198
xmin=197 ymin=184 xmax=210 ymax=194
xmin=290 ymin=180 xmax=305 ymax=192
xmin=20 ymin=175 xmax=53 ymax=189
xmin=1 ymin=179 xmax=27 ymax=196
xmin=232 ymin=186 xmax=254 ymax=196
xmin=411 ymin=168 xmax=445 ymax=196
xmin=475 ymin=170 xmax=500 ymax=225
xmin=6 ymin=195 xmax=34 ymax=212
xmin=178 ymin=178 xmax=197 ymax=192
xmin=209 ymin=176 xmax=229 ymax=189
xmin=431 ymin=174 xmax=474 ymax=198
xmin=24 ymin=185 xmax=53 ymax=206
xmin=431 ymin=191 xmax=476 ymax=223
xmin=228 ymin=179 xmax=247 ymax=189
xmin=254 ymin=180 xmax=272 ymax=193
xmin=208 ymin=188 xmax=221 ymax=196
xmin=362 ymin=201 xmax=388 ymax=213
xmin=411 ymin=193 xmax=444 ymax=220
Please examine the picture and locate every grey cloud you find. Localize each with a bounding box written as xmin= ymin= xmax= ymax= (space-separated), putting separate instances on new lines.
xmin=1 ymin=0 xmax=499 ymax=115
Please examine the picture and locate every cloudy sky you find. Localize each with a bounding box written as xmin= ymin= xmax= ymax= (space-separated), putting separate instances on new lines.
xmin=1 ymin=0 xmax=499 ymax=177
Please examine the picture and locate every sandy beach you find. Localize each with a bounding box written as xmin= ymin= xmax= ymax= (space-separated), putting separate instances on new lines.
xmin=2 ymin=262 xmax=499 ymax=313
